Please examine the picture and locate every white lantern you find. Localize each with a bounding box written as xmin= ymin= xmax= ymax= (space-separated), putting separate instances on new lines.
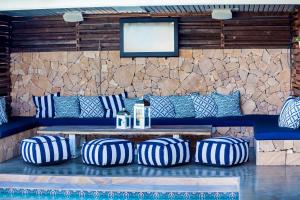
xmin=133 ymin=99 xmax=151 ymax=129
xmin=116 ymin=108 xmax=131 ymax=129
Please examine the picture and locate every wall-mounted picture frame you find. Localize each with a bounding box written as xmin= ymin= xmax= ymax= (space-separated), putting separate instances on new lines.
xmin=120 ymin=18 xmax=178 ymax=57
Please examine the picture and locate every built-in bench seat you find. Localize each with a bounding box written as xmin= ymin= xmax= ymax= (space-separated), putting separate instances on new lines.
xmin=0 ymin=117 xmax=37 ymax=139
xmin=253 ymin=116 xmax=300 ymax=165
xmin=255 ymin=116 xmax=300 ymax=140
xmin=0 ymin=114 xmax=280 ymax=139
xmin=0 ymin=114 xmax=297 ymax=165
xmin=0 ymin=116 xmax=37 ymax=162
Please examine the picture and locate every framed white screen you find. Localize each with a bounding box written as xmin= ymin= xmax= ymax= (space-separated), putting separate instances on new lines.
xmin=120 ymin=18 xmax=178 ymax=57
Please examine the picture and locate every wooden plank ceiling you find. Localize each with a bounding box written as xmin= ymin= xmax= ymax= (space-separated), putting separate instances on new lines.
xmin=11 ymin=12 xmax=292 ymax=52
xmin=0 ymin=4 xmax=296 ymax=17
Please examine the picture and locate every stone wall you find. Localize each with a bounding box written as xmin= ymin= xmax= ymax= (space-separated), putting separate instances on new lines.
xmin=0 ymin=129 xmax=36 ymax=163
xmin=10 ymin=49 xmax=290 ymax=141
xmin=257 ymin=140 xmax=300 ymax=165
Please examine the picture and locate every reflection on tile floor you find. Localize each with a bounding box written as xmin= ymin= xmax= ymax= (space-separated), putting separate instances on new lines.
xmin=0 ymin=148 xmax=300 ymax=200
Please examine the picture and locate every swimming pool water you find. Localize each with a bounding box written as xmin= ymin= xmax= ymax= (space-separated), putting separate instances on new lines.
xmin=0 ymin=188 xmax=238 ymax=200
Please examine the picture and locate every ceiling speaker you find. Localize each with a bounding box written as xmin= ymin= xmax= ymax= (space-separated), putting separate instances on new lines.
xmin=211 ymin=9 xmax=232 ymax=20
xmin=63 ymin=11 xmax=83 ymax=22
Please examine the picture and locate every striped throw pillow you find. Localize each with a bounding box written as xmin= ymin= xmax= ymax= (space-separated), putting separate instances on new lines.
xmin=138 ymin=138 xmax=190 ymax=167
xmin=33 ymin=92 xmax=60 ymax=118
xmin=82 ymin=138 xmax=134 ymax=166
xmin=21 ymin=135 xmax=71 ymax=165
xmin=195 ymin=137 xmax=249 ymax=166
xmin=100 ymin=92 xmax=127 ymax=118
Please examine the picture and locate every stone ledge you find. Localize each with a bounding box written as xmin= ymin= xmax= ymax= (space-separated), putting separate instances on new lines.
xmin=0 ymin=129 xmax=36 ymax=163
xmin=256 ymin=140 xmax=300 ymax=166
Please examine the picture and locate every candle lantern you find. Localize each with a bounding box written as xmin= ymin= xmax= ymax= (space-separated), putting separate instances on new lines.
xmin=116 ymin=108 xmax=131 ymax=129
xmin=133 ymin=99 xmax=151 ymax=129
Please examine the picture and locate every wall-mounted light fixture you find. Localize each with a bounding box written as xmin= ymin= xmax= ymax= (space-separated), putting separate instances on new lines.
xmin=211 ymin=9 xmax=232 ymax=20
xmin=63 ymin=11 xmax=83 ymax=22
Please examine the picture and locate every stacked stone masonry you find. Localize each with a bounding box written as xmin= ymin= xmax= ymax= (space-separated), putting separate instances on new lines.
xmin=10 ymin=49 xmax=291 ymax=143
xmin=0 ymin=129 xmax=36 ymax=163
xmin=257 ymin=140 xmax=300 ymax=165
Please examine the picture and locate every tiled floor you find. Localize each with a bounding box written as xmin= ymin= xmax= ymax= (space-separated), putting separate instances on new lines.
xmin=0 ymin=148 xmax=300 ymax=200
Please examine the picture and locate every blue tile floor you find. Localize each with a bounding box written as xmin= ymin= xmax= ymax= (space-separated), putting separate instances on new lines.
xmin=0 ymin=148 xmax=299 ymax=200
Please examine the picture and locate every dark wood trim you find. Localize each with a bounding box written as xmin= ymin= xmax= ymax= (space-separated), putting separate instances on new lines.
xmin=10 ymin=13 xmax=292 ymax=52
xmin=0 ymin=15 xmax=11 ymax=115
xmin=292 ymin=7 xmax=300 ymax=96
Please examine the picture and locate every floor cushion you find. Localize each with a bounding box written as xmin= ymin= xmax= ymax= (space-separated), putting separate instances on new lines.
xmin=137 ymin=138 xmax=190 ymax=167
xmin=21 ymin=135 xmax=71 ymax=165
xmin=195 ymin=137 xmax=249 ymax=167
xmin=82 ymin=138 xmax=134 ymax=166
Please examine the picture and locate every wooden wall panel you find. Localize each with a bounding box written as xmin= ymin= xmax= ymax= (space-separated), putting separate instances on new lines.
xmin=12 ymin=16 xmax=77 ymax=52
xmin=224 ymin=15 xmax=291 ymax=48
xmin=292 ymin=7 xmax=300 ymax=96
xmin=0 ymin=15 xmax=11 ymax=114
xmin=11 ymin=13 xmax=292 ymax=52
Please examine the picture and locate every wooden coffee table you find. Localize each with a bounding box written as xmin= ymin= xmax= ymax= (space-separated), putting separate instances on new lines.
xmin=37 ymin=125 xmax=212 ymax=158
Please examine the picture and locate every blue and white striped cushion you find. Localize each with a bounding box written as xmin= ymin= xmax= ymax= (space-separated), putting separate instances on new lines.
xmin=33 ymin=92 xmax=60 ymax=118
xmin=82 ymin=138 xmax=134 ymax=166
xmin=195 ymin=137 xmax=249 ymax=167
xmin=21 ymin=135 xmax=71 ymax=165
xmin=100 ymin=92 xmax=127 ymax=118
xmin=138 ymin=138 xmax=190 ymax=167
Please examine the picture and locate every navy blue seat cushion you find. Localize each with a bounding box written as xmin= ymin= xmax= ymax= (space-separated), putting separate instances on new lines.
xmin=37 ymin=117 xmax=116 ymax=126
xmin=153 ymin=115 xmax=278 ymax=127
xmin=0 ymin=114 xmax=286 ymax=141
xmin=0 ymin=116 xmax=38 ymax=139
xmin=255 ymin=116 xmax=300 ymax=140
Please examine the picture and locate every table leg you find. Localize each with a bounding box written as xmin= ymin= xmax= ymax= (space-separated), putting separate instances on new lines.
xmin=69 ymin=134 xmax=79 ymax=158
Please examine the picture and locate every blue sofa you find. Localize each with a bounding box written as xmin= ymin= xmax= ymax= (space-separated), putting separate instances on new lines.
xmin=1 ymin=114 xmax=298 ymax=141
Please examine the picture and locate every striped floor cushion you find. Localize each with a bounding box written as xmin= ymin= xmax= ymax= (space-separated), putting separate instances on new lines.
xmin=21 ymin=135 xmax=71 ymax=165
xmin=137 ymin=138 xmax=190 ymax=167
xmin=82 ymin=138 xmax=134 ymax=166
xmin=195 ymin=137 xmax=249 ymax=167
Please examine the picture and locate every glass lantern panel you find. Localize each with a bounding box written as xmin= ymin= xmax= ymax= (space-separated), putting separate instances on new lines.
xmin=118 ymin=118 xmax=122 ymax=126
xmin=135 ymin=108 xmax=143 ymax=126
xmin=145 ymin=107 xmax=150 ymax=127
xmin=126 ymin=116 xmax=130 ymax=127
